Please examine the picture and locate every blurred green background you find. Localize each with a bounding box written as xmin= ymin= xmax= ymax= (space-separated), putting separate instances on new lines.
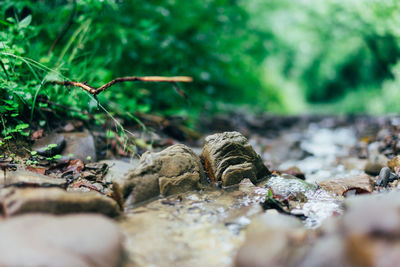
xmin=1 ymin=0 xmax=400 ymax=129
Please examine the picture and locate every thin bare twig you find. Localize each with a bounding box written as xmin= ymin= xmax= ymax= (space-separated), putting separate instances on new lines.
xmin=50 ymin=76 xmax=193 ymax=97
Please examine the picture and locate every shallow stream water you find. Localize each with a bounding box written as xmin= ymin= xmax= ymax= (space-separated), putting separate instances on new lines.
xmin=119 ymin=121 xmax=364 ymax=267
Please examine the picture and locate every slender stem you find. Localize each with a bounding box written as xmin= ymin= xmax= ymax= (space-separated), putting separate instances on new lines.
xmin=50 ymin=76 xmax=193 ymax=96
xmin=0 ymin=59 xmax=9 ymax=80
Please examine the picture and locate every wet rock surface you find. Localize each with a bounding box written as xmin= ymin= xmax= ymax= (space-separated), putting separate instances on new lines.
xmin=0 ymin=214 xmax=123 ymax=267
xmin=235 ymin=212 xmax=308 ymax=267
xmin=32 ymin=133 xmax=66 ymax=157
xmin=202 ymin=131 xmax=270 ymax=186
xmin=318 ymin=174 xmax=374 ymax=196
xmin=0 ymin=188 xmax=121 ymax=218
xmin=0 ymin=169 xmax=67 ymax=188
xmin=123 ymin=144 xmax=206 ymax=204
xmin=5 ymin=114 xmax=400 ymax=266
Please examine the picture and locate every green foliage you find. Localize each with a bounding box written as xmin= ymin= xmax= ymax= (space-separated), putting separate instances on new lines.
xmin=246 ymin=0 xmax=400 ymax=113
xmin=0 ymin=0 xmax=279 ymax=131
xmin=2 ymin=0 xmax=400 ymax=124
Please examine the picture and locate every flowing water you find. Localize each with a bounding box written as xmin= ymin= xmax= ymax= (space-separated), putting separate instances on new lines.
xmin=119 ymin=121 xmax=363 ymax=267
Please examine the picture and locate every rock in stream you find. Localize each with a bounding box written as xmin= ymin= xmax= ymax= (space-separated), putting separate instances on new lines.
xmin=0 ymin=214 xmax=123 ymax=267
xmin=0 ymin=187 xmax=121 ymax=218
xmin=121 ymin=144 xmax=206 ymax=205
xmin=202 ymin=131 xmax=270 ymax=186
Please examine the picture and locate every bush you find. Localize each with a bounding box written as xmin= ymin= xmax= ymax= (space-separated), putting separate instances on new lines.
xmin=0 ymin=0 xmax=283 ymax=134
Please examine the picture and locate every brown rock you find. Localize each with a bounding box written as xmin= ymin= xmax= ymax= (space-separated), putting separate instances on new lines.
xmin=364 ymin=154 xmax=388 ymax=176
xmin=0 ymin=214 xmax=123 ymax=267
xmin=298 ymin=235 xmax=348 ymax=267
xmin=61 ymin=131 xmax=97 ymax=163
xmin=201 ymin=131 xmax=270 ymax=186
xmin=318 ymin=175 xmax=374 ymax=196
xmin=342 ymin=192 xmax=400 ymax=266
xmin=236 ymin=191 xmax=400 ymax=267
xmin=123 ymin=144 xmax=206 ymax=204
xmin=0 ymin=169 xmax=67 ymax=188
xmin=235 ymin=212 xmax=308 ymax=267
xmin=342 ymin=192 xmax=400 ymax=236
xmin=388 ymin=155 xmax=400 ymax=173
xmin=0 ymin=188 xmax=121 ymax=218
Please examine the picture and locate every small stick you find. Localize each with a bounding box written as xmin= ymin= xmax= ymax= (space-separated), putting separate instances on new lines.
xmin=50 ymin=76 xmax=193 ymax=96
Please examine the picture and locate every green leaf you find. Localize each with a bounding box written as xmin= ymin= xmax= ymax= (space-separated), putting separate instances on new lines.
xmin=30 ymin=151 xmax=38 ymax=156
xmin=53 ymin=154 xmax=62 ymax=159
xmin=267 ymin=188 xmax=273 ymax=198
xmin=106 ymin=130 xmax=115 ymax=138
xmin=15 ymin=123 xmax=29 ymax=130
xmin=19 ymin=15 xmax=32 ymax=28
xmin=47 ymin=144 xmax=58 ymax=149
xmin=4 ymin=136 xmax=12 ymax=140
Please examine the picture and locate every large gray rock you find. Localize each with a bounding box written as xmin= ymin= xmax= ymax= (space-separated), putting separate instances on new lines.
xmin=201 ymin=131 xmax=270 ymax=186
xmin=123 ymin=144 xmax=206 ymax=204
xmin=32 ymin=131 xmax=96 ymax=163
xmin=32 ymin=133 xmax=65 ymax=157
xmin=0 ymin=214 xmax=123 ymax=267
xmin=61 ymin=131 xmax=97 ymax=163
xmin=0 ymin=188 xmax=121 ymax=218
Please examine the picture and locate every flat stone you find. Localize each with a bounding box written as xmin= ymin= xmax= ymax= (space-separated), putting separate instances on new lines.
xmin=235 ymin=212 xmax=307 ymax=267
xmin=123 ymin=144 xmax=206 ymax=204
xmin=0 ymin=214 xmax=123 ymax=267
xmin=0 ymin=169 xmax=67 ymax=188
xmin=318 ymin=175 xmax=374 ymax=196
xmin=0 ymin=188 xmax=121 ymax=218
xmin=61 ymin=131 xmax=97 ymax=163
xmin=201 ymin=131 xmax=270 ymax=186
xmin=99 ymin=159 xmax=138 ymax=184
xmin=32 ymin=133 xmax=65 ymax=157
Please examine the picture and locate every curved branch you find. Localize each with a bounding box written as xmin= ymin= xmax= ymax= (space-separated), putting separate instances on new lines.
xmin=50 ymin=76 xmax=193 ymax=96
